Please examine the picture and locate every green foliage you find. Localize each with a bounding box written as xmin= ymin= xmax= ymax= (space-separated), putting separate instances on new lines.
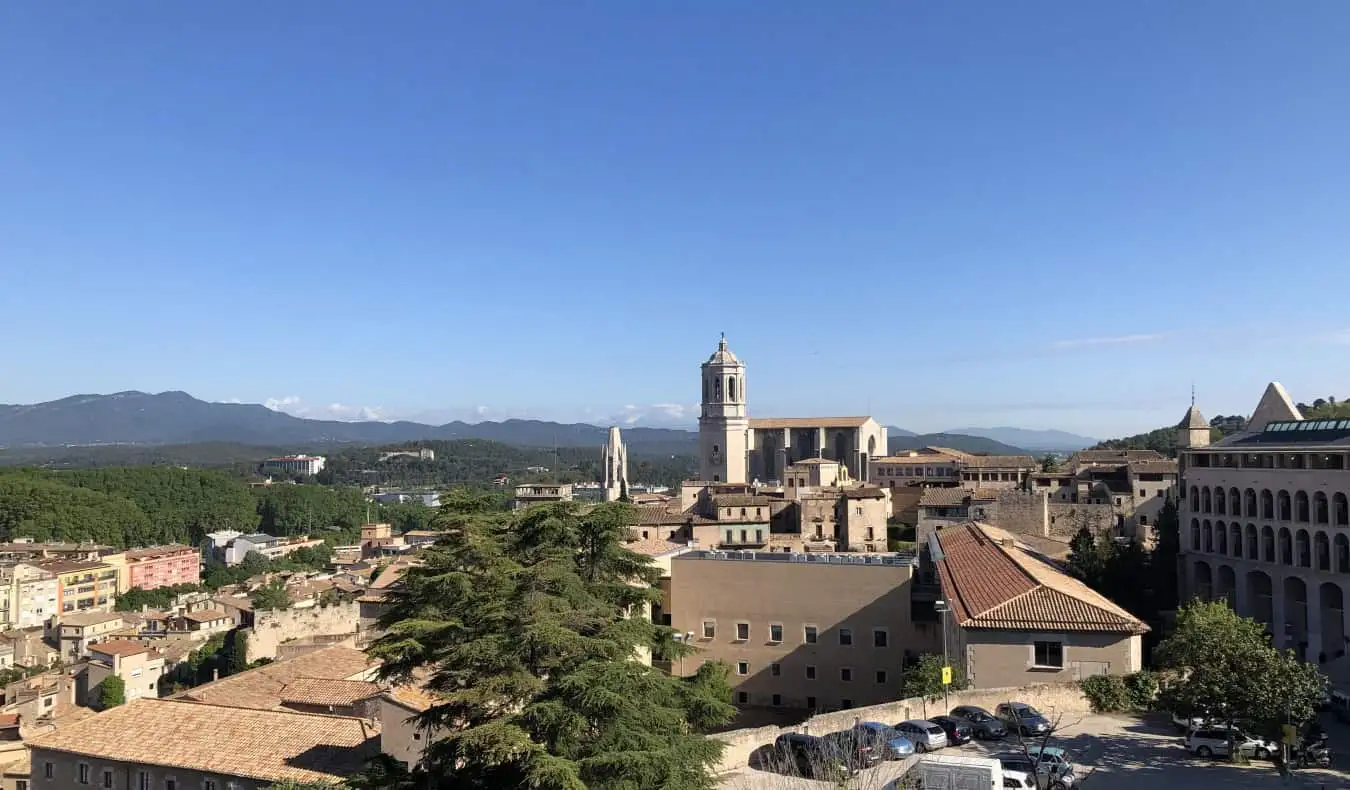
xmin=1066 ymin=527 xmax=1155 ymax=621
xmin=226 ymin=630 xmax=250 ymax=675
xmin=899 ymin=653 xmax=968 ymax=700
xmin=364 ymin=499 xmax=734 ymax=790
xmin=1080 ymin=674 xmax=1130 ymax=713
xmin=1155 ymin=600 xmax=1326 ymax=741
xmin=1151 ymin=496 xmax=1181 ymax=611
xmin=97 ymin=675 xmax=126 ymax=709
xmin=1124 ymin=669 xmax=1159 ymax=709
xmin=254 ymin=484 xmax=371 ymax=535
xmin=1039 ymin=453 xmax=1059 ymax=472
xmin=250 ymin=579 xmax=291 ymax=611
xmin=1298 ymin=398 xmax=1350 ymax=419
xmin=115 ymin=584 xmax=203 ymax=612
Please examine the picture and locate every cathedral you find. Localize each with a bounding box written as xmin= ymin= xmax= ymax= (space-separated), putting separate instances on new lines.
xmin=697 ymin=335 xmax=887 ymax=485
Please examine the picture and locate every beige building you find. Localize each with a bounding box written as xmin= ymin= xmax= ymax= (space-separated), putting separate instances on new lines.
xmin=668 ymin=549 xmax=926 ymax=713
xmin=84 ymin=640 xmax=165 ymax=706
xmin=27 ymin=698 xmax=377 ymax=789
xmin=1177 ymin=382 xmax=1350 ymax=680
xmin=54 ymin=611 xmax=126 ymax=663
xmin=696 ymin=336 xmax=888 ymax=485
xmin=874 ymin=448 xmax=1037 ymax=491
xmin=934 ymin=523 xmax=1149 ymax=689
xmin=512 ymin=483 xmax=574 ymax=510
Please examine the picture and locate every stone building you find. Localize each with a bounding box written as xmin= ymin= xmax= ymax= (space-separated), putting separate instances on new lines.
xmin=602 ymin=426 xmax=629 ymax=502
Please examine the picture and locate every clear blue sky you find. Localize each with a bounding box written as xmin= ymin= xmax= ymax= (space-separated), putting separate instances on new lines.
xmin=4 ymin=2 xmax=1350 ymax=438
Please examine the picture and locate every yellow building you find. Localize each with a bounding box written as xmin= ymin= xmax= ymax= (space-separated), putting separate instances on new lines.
xmin=35 ymin=560 xmax=120 ymax=615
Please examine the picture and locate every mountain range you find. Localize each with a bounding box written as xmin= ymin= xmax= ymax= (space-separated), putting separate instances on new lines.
xmin=0 ymin=392 xmax=1096 ymax=456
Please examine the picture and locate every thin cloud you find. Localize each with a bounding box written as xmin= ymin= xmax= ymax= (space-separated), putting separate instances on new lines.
xmin=1319 ymin=329 xmax=1350 ymax=345
xmin=1051 ymin=333 xmax=1168 ymax=349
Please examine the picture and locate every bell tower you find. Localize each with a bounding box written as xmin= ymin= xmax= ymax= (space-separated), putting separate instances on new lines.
xmin=698 ymin=334 xmax=749 ymax=483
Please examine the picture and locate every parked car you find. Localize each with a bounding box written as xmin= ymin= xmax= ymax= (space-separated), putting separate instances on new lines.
xmin=950 ymin=705 xmax=1009 ymax=739
xmin=996 ymin=702 xmax=1053 ymax=737
xmin=1001 ymin=769 xmax=1039 ymax=789
xmin=771 ymin=733 xmax=851 ymax=780
xmin=851 ymin=721 xmax=916 ymax=760
xmin=1171 ymin=711 xmax=1207 ymax=732
xmin=1025 ymin=745 xmax=1079 ymax=787
xmin=994 ymin=750 xmax=1078 ymax=790
xmin=1184 ymin=726 xmax=1276 ymax=760
xmin=930 ymin=714 xmax=974 ymax=746
xmin=893 ymin=719 xmax=950 ymax=753
xmin=823 ymin=729 xmax=885 ymax=772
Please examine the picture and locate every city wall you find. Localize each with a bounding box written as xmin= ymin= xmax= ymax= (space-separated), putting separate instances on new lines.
xmin=990 ymin=491 xmax=1116 ymax=541
xmin=710 ymin=681 xmax=1089 ymax=775
xmin=245 ymin=600 xmax=360 ymax=662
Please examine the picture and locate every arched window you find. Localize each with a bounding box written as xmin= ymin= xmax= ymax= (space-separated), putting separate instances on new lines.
xmin=1337 ymin=534 xmax=1350 ymax=573
xmin=1261 ymin=489 xmax=1274 ymax=520
xmin=1336 ymin=493 xmax=1350 ymax=527
xmin=714 ymin=378 xmax=722 ymax=400
xmin=1296 ymin=491 xmax=1310 ymax=522
xmin=1316 ymin=532 xmax=1331 ymax=571
xmin=1296 ymin=529 xmax=1311 ymax=567
xmin=1315 ymin=492 xmax=1330 ymax=524
xmin=1215 ymin=521 xmax=1227 ymax=555
xmin=1262 ymin=526 xmax=1276 ymax=563
xmin=1244 ymin=488 xmax=1257 ymax=518
xmin=1246 ymin=524 xmax=1258 ymax=560
xmin=1202 ymin=487 xmax=1212 ymax=514
xmin=1203 ymin=520 xmax=1213 ymax=553
xmin=1215 ymin=488 xmax=1226 ymax=515
xmin=1190 ymin=487 xmax=1200 ymax=513
xmin=1230 ymin=523 xmax=1242 ymax=558
xmin=1278 ymin=490 xmax=1292 ymax=521
xmin=1190 ymin=519 xmax=1201 ymax=551
xmin=728 ymin=377 xmax=736 ymax=401
xmin=1279 ymin=527 xmax=1293 ymax=565
xmin=1230 ymin=487 xmax=1242 ymax=517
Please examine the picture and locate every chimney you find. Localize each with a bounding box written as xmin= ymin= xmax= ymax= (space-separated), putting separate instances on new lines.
xmin=1040 ymin=491 xmax=1050 ymax=537
xmin=212 ymin=668 xmax=219 ymax=682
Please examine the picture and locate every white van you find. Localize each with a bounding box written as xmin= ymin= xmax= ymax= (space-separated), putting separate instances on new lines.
xmin=904 ymin=753 xmax=1034 ymax=789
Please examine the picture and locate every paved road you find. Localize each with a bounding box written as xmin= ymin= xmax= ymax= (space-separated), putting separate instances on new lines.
xmin=719 ymin=712 xmax=1350 ymax=789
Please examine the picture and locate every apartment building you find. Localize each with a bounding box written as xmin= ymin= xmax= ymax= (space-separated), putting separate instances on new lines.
xmin=513 ymin=483 xmax=574 ymax=510
xmin=84 ymin=640 xmax=165 ymax=706
xmin=55 ymin=612 xmax=126 ymax=662
xmin=668 ymin=549 xmax=926 ymax=712
xmin=260 ymin=453 xmax=327 ymax=477
xmin=34 ymin=560 xmax=119 ymax=615
xmin=124 ymin=545 xmax=200 ymax=591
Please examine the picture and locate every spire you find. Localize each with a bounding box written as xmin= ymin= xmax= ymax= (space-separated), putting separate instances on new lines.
xmin=719 ymin=332 xmax=727 ymax=351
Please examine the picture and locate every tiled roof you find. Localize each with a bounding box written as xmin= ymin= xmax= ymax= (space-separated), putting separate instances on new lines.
xmin=384 ymin=685 xmax=441 ymax=712
xmin=176 ymin=646 xmax=375 ymax=710
xmin=791 ymin=458 xmax=840 ymax=466
xmin=958 ymin=455 xmax=1038 ymax=469
xmin=623 ymin=535 xmax=690 ymax=556
xmin=935 ymin=524 xmax=1148 ymax=634
xmin=181 ymin=608 xmax=231 ymax=623
xmin=876 ymin=455 xmax=959 ymax=465
xmin=748 ymin=416 xmax=872 ymax=429
xmin=58 ymin=611 xmax=124 ymax=627
xmin=89 ymin=639 xmax=152 ymax=658
xmin=27 ymin=698 xmax=377 ymax=784
xmin=280 ymin=678 xmax=385 ymax=707
xmin=1073 ymin=450 xmax=1166 ymax=464
xmin=925 ymin=447 xmax=973 ymax=459
xmin=918 ymin=488 xmax=973 ymax=508
xmin=1128 ymin=459 xmax=1178 ymax=475
xmin=633 ymin=505 xmax=692 ymax=526
xmin=841 ymin=487 xmax=887 ymax=499
xmin=712 ymin=495 xmax=773 ymax=508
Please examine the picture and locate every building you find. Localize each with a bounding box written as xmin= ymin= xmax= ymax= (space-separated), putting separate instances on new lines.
xmin=603 ymin=426 xmax=629 ymax=502
xmin=35 ymin=560 xmax=119 ymax=615
xmin=933 ymin=523 xmax=1149 ymax=689
xmin=202 ymin=530 xmax=242 ymax=562
xmin=221 ymin=533 xmax=324 ymax=565
xmin=512 ymin=483 xmax=574 ymax=510
xmin=668 ymin=549 xmax=925 ymax=712
xmin=378 ymin=447 xmax=436 ymax=462
xmin=0 ymin=541 xmax=109 ymax=564
xmin=279 ymin=677 xmax=384 ymax=716
xmin=124 ymin=545 xmax=200 ymax=591
xmin=26 ymin=698 xmax=378 ymax=789
xmin=175 ymin=645 xmax=376 ymax=710
xmin=372 ymin=491 xmax=442 ymax=508
xmin=54 ymin=611 xmax=126 ymax=662
xmin=4 ymin=564 xmax=57 ymax=630
xmin=379 ymin=685 xmax=442 ymax=771
xmin=260 ymin=453 xmax=327 ymax=477
xmin=84 ymin=640 xmax=165 ymax=706
xmin=1176 ymin=382 xmax=1350 ymax=678
xmin=696 ymin=335 xmax=888 ymax=485
xmin=873 ymin=448 xmax=1038 ymax=491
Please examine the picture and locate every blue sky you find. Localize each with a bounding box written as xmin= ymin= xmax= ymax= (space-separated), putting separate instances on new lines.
xmin=4 ymin=2 xmax=1350 ymax=438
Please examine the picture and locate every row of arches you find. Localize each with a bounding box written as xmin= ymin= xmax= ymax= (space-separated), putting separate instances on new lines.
xmin=1187 ymin=485 xmax=1350 ymax=526
xmin=1192 ymin=562 xmax=1348 ymax=662
xmin=1191 ymin=518 xmax=1350 ymax=571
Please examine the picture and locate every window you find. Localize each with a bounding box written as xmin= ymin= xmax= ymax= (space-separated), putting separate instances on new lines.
xmin=79 ymin=763 xmax=90 ymax=784
xmin=736 ymin=662 xmax=749 ymax=676
xmin=873 ymin=628 xmax=888 ymax=648
xmin=204 ymin=781 xmax=218 ymax=790
xmin=769 ymin=623 xmax=783 ymax=643
xmin=139 ymin=772 xmax=151 ymax=790
xmin=839 ymin=628 xmax=853 ymax=646
xmin=102 ymin=769 xmax=113 ymax=788
xmin=771 ymin=693 xmax=782 ymax=706
xmin=702 ymin=620 xmax=715 ymax=639
xmin=1033 ymin=640 xmax=1064 ymax=669
xmin=840 ymin=667 xmax=853 ymax=682
xmin=805 ymin=665 xmax=817 ymax=680
xmin=1139 ymin=489 xmax=1146 ymax=498
xmin=735 ymin=622 xmax=749 ymax=641
xmin=755 ymin=529 xmax=763 ymax=543
xmin=16 ymin=781 xmax=26 ymax=790
xmin=167 ymin=781 xmax=177 ymax=790
xmin=1139 ymin=515 xmax=1148 ymax=526
xmin=44 ymin=763 xmax=53 ymax=779
xmin=841 ymin=699 xmax=853 ymax=709
xmin=804 ymin=625 xmax=818 ymax=644
xmin=807 ymin=695 xmax=817 ymax=709
xmin=876 ymin=670 xmax=888 ymax=684
xmin=771 ymin=662 xmax=781 ymax=676
xmin=735 ymin=691 xmax=748 ymax=704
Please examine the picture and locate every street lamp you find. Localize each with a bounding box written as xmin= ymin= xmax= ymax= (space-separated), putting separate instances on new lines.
xmin=935 ymin=599 xmax=951 ymax=708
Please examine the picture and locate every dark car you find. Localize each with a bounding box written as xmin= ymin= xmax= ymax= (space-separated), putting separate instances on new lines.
xmin=770 ymin=733 xmax=851 ymax=780
xmin=996 ymin=702 xmax=1053 ymax=737
xmin=930 ymin=714 xmax=974 ymax=745
xmin=824 ymin=729 xmax=884 ymax=772
xmin=949 ymin=705 xmax=1008 ymax=739
xmin=850 ymin=721 xmax=916 ymax=760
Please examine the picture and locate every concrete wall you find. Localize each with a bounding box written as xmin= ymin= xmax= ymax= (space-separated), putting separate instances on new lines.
xmin=246 ymin=601 xmax=360 ymax=662
xmin=963 ymin=631 xmax=1141 ymax=689
xmin=710 ymin=681 xmax=1089 ymax=775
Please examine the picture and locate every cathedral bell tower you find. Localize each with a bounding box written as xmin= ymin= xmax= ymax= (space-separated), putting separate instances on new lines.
xmin=698 ymin=334 xmax=749 ymax=484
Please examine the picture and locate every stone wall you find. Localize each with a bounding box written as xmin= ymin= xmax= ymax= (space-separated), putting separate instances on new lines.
xmin=246 ymin=601 xmax=360 ymax=662
xmin=710 ymin=681 xmax=1089 ymax=775
xmin=988 ymin=491 xmax=1115 ymax=541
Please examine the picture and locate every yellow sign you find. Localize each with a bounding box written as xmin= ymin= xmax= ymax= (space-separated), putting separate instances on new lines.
xmin=1282 ymin=724 xmax=1299 ymax=745
xmin=941 ymin=666 xmax=952 ymax=686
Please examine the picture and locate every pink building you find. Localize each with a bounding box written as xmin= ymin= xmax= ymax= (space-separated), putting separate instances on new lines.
xmin=126 ymin=545 xmax=200 ymax=591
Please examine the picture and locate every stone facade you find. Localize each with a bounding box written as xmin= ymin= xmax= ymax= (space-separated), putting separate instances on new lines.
xmin=602 ymin=426 xmax=629 ymax=502
xmin=246 ymin=601 xmax=360 ymax=662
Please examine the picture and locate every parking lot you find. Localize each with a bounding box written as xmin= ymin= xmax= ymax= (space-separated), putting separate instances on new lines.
xmin=718 ymin=712 xmax=1350 ymax=789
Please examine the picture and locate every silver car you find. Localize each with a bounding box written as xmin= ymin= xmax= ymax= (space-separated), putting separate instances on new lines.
xmin=893 ymin=719 xmax=949 ymax=753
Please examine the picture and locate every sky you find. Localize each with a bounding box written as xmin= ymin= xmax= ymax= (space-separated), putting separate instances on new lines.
xmin=4 ymin=2 xmax=1350 ymax=439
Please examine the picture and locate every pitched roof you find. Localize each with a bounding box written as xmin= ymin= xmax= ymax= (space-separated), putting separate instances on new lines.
xmin=876 ymin=455 xmax=958 ymax=465
xmin=841 ymin=487 xmax=887 ymax=499
xmin=1246 ymin=381 xmax=1303 ymax=432
xmin=632 ymin=505 xmax=692 ymax=526
xmin=918 ymin=487 xmax=1001 ymax=508
xmin=935 ymin=524 xmax=1148 ymax=634
xmin=958 ymin=455 xmax=1038 ymax=469
xmin=1128 ymin=459 xmax=1178 ymax=475
xmin=1178 ymin=404 xmax=1208 ymax=430
xmin=748 ymin=416 xmax=872 ymax=429
xmin=384 ymin=684 xmax=441 ymax=712
xmin=176 ymin=646 xmax=375 ymax=710
xmin=1072 ymin=449 xmax=1167 ymax=465
xmin=58 ymin=611 xmax=123 ymax=627
xmin=712 ymin=494 xmax=773 ymax=508
xmin=623 ymin=536 xmax=690 ymax=557
xmin=89 ymin=640 xmax=152 ymax=659
xmin=181 ymin=608 xmax=231 ymax=623
xmin=280 ymin=678 xmax=385 ymax=708
xmin=27 ymin=698 xmax=377 ymax=784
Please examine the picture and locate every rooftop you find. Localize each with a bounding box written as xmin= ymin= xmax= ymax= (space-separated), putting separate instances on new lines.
xmin=176 ymin=646 xmax=375 ymax=710
xmin=27 ymin=698 xmax=377 ymax=784
xmin=239 ymin=533 xmax=278 ymax=543
xmin=841 ymin=487 xmax=888 ymax=499
xmin=125 ymin=544 xmax=195 ymax=560
xmin=958 ymin=455 xmax=1038 ymax=469
xmin=712 ymin=494 xmax=774 ymax=508
xmin=675 ymin=549 xmax=917 ymax=567
xmin=1222 ymin=418 xmax=1350 ymax=447
xmin=34 ymin=559 xmax=108 ymax=574
xmin=384 ymin=684 xmax=441 ymax=712
xmin=89 ymin=640 xmax=153 ymax=659
xmin=918 ymin=487 xmax=1002 ymax=508
xmin=934 ymin=523 xmax=1148 ymax=634
xmin=1072 ymin=449 xmax=1168 ymax=465
xmin=58 ymin=611 xmax=124 ymax=628
xmin=624 ymin=536 xmax=691 ymax=557
xmin=748 ymin=416 xmax=872 ymax=430
xmin=279 ymin=677 xmax=385 ymax=708
xmin=181 ymin=608 xmax=231 ymax=623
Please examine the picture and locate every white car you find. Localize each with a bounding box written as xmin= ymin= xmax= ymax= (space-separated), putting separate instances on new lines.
xmin=1171 ymin=711 xmax=1207 ymax=731
xmin=1001 ymin=769 xmax=1037 ymax=788
xmin=1184 ymin=726 xmax=1277 ymax=759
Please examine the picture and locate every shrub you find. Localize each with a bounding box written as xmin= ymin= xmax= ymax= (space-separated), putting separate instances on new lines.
xmin=1124 ymin=669 xmax=1159 ymax=710
xmin=1081 ymin=674 xmax=1130 ymax=713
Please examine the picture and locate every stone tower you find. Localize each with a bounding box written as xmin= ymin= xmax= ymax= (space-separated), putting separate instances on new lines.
xmin=1177 ymin=395 xmax=1211 ymax=450
xmin=602 ymin=426 xmax=628 ymax=502
xmin=698 ymin=334 xmax=749 ymax=484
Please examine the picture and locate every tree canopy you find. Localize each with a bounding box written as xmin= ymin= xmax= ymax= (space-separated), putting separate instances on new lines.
xmin=365 ymin=499 xmax=734 ymax=789
xmin=250 ymin=579 xmax=292 ymax=612
xmin=97 ymin=675 xmax=126 ymax=709
xmin=899 ymin=653 xmax=968 ymax=700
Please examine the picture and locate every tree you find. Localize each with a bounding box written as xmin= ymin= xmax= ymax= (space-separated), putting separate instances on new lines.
xmin=1039 ymin=454 xmax=1059 ymax=473
xmin=97 ymin=675 xmax=126 ymax=709
xmin=1155 ymin=601 xmax=1325 ymax=753
xmin=226 ymin=630 xmax=250 ymax=675
xmin=1066 ymin=526 xmax=1103 ymax=585
xmin=1150 ymin=495 xmax=1181 ymax=612
xmin=364 ymin=499 xmax=734 ymax=789
xmin=250 ymin=579 xmax=291 ymax=612
xmin=238 ymin=550 xmax=272 ymax=578
xmin=899 ymin=653 xmax=968 ymax=703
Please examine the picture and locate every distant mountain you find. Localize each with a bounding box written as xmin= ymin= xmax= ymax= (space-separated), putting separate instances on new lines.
xmin=885 ymin=426 xmax=917 ymax=438
xmin=943 ymin=426 xmax=1097 ymax=452
xmin=888 ymin=433 xmax=1031 ymax=456
xmin=0 ymin=391 xmax=696 ymax=454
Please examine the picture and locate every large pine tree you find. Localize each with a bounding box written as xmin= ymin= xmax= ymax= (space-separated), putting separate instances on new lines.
xmin=365 ymin=499 xmax=734 ymax=789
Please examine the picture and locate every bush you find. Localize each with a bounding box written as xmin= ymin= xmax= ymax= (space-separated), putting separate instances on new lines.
xmin=1081 ymin=674 xmax=1130 ymax=713
xmin=1124 ymin=670 xmax=1159 ymax=710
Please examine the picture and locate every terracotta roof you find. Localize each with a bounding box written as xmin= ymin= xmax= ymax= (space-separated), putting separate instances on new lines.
xmin=384 ymin=685 xmax=441 ymax=712
xmin=925 ymin=447 xmax=973 ymax=459
xmin=280 ymin=678 xmax=385 ymax=707
xmin=89 ymin=640 xmax=152 ymax=658
xmin=27 ymin=698 xmax=377 ymax=784
xmin=876 ymin=455 xmax=958 ymax=465
xmin=958 ymin=455 xmax=1038 ymax=469
xmin=791 ymin=458 xmax=840 ymax=466
xmin=841 ymin=487 xmax=887 ymax=499
xmin=748 ymin=417 xmax=872 ymax=429
xmin=181 ymin=608 xmax=231 ymax=623
xmin=0 ymin=713 xmax=19 ymax=728
xmin=935 ymin=524 xmax=1148 ymax=634
xmin=58 ymin=611 xmax=123 ymax=628
xmin=919 ymin=488 xmax=973 ymax=508
xmin=1128 ymin=459 xmax=1178 ymax=475
xmin=35 ymin=559 xmax=108 ymax=574
xmin=370 ymin=560 xmax=419 ymax=590
xmin=632 ymin=505 xmax=692 ymax=526
xmin=623 ymin=536 xmax=689 ymax=557
xmin=176 ymin=646 xmax=375 ymax=710
xmin=1073 ymin=450 xmax=1167 ymax=464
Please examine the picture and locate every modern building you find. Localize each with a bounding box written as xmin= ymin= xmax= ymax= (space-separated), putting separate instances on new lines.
xmin=124 ymin=545 xmax=200 ymax=591
xmin=512 ymin=483 xmax=574 ymax=510
xmin=26 ymin=698 xmax=378 ymax=789
xmin=0 ymin=564 xmax=57 ymax=629
xmin=34 ymin=560 xmax=119 ymax=614
xmin=1177 ymin=382 xmax=1350 ymax=680
xmin=697 ymin=335 xmax=888 ymax=485
xmin=0 ymin=541 xmax=109 ymax=564
xmin=933 ymin=523 xmax=1150 ymax=689
xmin=372 ymin=490 xmax=441 ymax=507
xmin=603 ymin=426 xmax=629 ymax=502
xmin=378 ymin=447 xmax=436 ymax=462
xmin=260 ymin=453 xmax=327 ymax=477
xmin=667 ymin=549 xmax=926 ymax=712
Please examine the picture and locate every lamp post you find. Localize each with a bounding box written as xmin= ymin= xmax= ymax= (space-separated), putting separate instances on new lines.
xmin=935 ymin=599 xmax=951 ymax=708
